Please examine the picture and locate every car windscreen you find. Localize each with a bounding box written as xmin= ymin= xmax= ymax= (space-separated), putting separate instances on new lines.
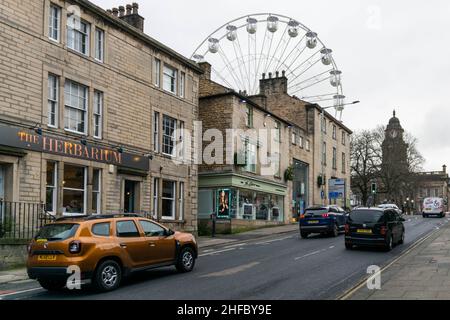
xmin=349 ymin=210 xmax=384 ymax=223
xmin=35 ymin=223 xmax=79 ymax=241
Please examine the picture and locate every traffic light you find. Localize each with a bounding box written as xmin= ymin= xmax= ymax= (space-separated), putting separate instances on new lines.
xmin=371 ymin=182 xmax=377 ymax=194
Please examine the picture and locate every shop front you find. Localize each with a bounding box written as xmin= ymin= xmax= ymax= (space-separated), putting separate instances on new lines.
xmin=0 ymin=124 xmax=150 ymax=217
xmin=198 ymin=173 xmax=288 ymax=234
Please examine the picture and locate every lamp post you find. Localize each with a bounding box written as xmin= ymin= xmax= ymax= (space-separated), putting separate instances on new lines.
xmin=319 ymin=100 xmax=360 ymax=205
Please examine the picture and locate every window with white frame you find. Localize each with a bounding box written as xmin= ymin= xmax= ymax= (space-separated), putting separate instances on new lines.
xmin=64 ymin=80 xmax=88 ymax=134
xmin=178 ymin=121 xmax=185 ymax=160
xmin=162 ymin=180 xmax=175 ymax=219
xmin=274 ymin=121 xmax=281 ymax=142
xmin=306 ymin=140 xmax=310 ymax=151
xmin=179 ymin=72 xmax=185 ymax=98
xmin=321 ymin=116 xmax=327 ymax=134
xmin=153 ymin=58 xmax=161 ymax=87
xmin=48 ymin=4 xmax=61 ymax=42
xmin=342 ymin=131 xmax=346 ymax=145
xmin=291 ymin=130 xmax=297 ymax=145
xmin=63 ymin=164 xmax=87 ymax=215
xmin=93 ymin=90 xmax=103 ymax=138
xmin=48 ymin=74 xmax=59 ymax=128
xmin=95 ymin=28 xmax=105 ymax=62
xmin=46 ymin=162 xmax=57 ymax=214
xmin=163 ymin=65 xmax=177 ymax=94
xmin=162 ymin=115 xmax=176 ymax=156
xmin=179 ymin=182 xmax=184 ymax=221
xmin=153 ymin=111 xmax=160 ymax=152
xmin=67 ymin=20 xmax=90 ymax=55
xmin=245 ymin=141 xmax=257 ymax=173
xmin=153 ymin=178 xmax=159 ymax=219
xmin=332 ymin=125 xmax=337 ymax=140
xmin=92 ymin=169 xmax=101 ymax=214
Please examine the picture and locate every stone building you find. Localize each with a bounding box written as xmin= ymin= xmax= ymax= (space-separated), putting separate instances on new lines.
xmin=0 ymin=0 xmax=202 ymax=242
xmin=413 ymin=166 xmax=449 ymax=213
xmin=197 ymin=64 xmax=351 ymax=233
xmin=254 ymin=72 xmax=352 ymax=210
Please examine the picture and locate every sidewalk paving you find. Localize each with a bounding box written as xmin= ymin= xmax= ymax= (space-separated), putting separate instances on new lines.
xmin=197 ymin=223 xmax=298 ymax=249
xmin=0 ymin=223 xmax=299 ymax=286
xmin=349 ymin=221 xmax=450 ymax=300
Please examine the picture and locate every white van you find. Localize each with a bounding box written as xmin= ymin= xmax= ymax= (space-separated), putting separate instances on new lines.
xmin=422 ymin=197 xmax=445 ymax=218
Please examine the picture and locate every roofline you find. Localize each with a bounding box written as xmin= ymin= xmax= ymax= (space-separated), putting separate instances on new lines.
xmin=200 ymin=91 xmax=294 ymax=127
xmin=73 ymin=0 xmax=203 ymax=74
xmin=306 ymin=103 xmax=353 ymax=134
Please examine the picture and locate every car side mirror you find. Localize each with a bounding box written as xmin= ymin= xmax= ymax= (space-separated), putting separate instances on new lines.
xmin=165 ymin=229 xmax=175 ymax=237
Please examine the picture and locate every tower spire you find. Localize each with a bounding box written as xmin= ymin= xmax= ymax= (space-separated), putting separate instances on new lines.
xmin=393 ymin=109 xmax=396 ymax=117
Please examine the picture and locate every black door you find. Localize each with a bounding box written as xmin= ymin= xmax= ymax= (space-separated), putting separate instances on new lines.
xmin=124 ymin=180 xmax=137 ymax=213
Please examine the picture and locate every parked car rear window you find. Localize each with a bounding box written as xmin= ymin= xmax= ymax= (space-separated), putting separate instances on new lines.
xmin=116 ymin=220 xmax=140 ymax=238
xmin=92 ymin=222 xmax=110 ymax=237
xmin=35 ymin=223 xmax=79 ymax=241
xmin=349 ymin=210 xmax=384 ymax=223
xmin=305 ymin=208 xmax=328 ymax=215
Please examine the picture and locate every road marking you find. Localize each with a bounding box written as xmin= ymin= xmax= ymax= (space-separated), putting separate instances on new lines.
xmin=199 ymin=248 xmax=236 ymax=257
xmin=295 ymin=248 xmax=328 ymax=261
xmin=255 ymin=236 xmax=293 ymax=245
xmin=224 ymin=243 xmax=247 ymax=249
xmin=0 ymin=287 xmax=43 ymax=299
xmin=337 ymin=226 xmax=442 ymax=300
xmin=199 ymin=262 xmax=260 ymax=278
xmin=329 ymin=246 xmax=335 ymax=249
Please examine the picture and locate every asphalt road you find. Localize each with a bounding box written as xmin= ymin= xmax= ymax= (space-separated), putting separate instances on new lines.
xmin=1 ymin=216 xmax=448 ymax=300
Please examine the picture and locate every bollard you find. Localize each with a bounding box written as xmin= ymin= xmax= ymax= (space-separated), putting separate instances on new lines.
xmin=211 ymin=213 xmax=217 ymax=238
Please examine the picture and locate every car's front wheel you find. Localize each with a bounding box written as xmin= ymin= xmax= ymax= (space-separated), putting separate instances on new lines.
xmin=385 ymin=235 xmax=393 ymax=251
xmin=93 ymin=260 xmax=122 ymax=292
xmin=176 ymin=247 xmax=196 ymax=273
xmin=398 ymin=230 xmax=405 ymax=244
xmin=38 ymin=279 xmax=66 ymax=291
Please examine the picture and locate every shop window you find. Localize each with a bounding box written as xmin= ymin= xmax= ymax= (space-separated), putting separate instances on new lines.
xmin=162 ymin=115 xmax=176 ymax=156
xmin=162 ymin=180 xmax=175 ymax=220
xmin=64 ymin=80 xmax=88 ymax=134
xmin=92 ymin=169 xmax=101 ymax=214
xmin=153 ymin=178 xmax=159 ymax=219
xmin=46 ymin=162 xmax=57 ymax=214
xmin=62 ymin=164 xmax=86 ymax=215
xmin=179 ymin=182 xmax=184 ymax=221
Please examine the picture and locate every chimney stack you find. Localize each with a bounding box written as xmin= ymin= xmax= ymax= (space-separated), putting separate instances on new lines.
xmin=443 ymin=165 xmax=447 ymax=173
xmin=259 ymin=70 xmax=288 ymax=95
xmin=110 ymin=3 xmax=145 ymax=32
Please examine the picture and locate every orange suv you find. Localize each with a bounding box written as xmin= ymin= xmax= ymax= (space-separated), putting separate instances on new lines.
xmin=27 ymin=214 xmax=198 ymax=292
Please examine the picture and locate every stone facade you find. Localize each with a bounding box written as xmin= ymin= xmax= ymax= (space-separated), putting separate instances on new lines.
xmin=0 ymin=0 xmax=201 ymax=236
xmin=413 ymin=166 xmax=450 ymax=213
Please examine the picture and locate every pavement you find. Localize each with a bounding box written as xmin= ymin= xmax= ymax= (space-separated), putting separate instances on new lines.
xmin=347 ymin=217 xmax=450 ymax=300
xmin=0 ymin=223 xmax=298 ymax=287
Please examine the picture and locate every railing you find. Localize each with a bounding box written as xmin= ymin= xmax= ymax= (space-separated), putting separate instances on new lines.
xmin=0 ymin=201 xmax=55 ymax=241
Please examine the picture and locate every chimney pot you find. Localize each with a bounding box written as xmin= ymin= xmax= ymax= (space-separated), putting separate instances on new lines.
xmin=107 ymin=9 xmax=112 ymax=14
xmin=126 ymin=4 xmax=132 ymax=15
xmin=262 ymin=73 xmax=265 ymax=79
xmin=132 ymin=2 xmax=139 ymax=14
xmin=275 ymin=71 xmax=279 ymax=78
xmin=443 ymin=165 xmax=447 ymax=173
xmin=118 ymin=6 xmax=125 ymax=17
xmin=112 ymin=7 xmax=119 ymax=16
xmin=282 ymin=70 xmax=286 ymax=77
xmin=268 ymin=72 xmax=272 ymax=79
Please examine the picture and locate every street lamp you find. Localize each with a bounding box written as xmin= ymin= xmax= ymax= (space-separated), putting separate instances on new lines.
xmin=319 ymin=100 xmax=360 ymax=206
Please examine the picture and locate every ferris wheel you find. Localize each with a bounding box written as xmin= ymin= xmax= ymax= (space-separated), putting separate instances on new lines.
xmin=191 ymin=13 xmax=347 ymax=119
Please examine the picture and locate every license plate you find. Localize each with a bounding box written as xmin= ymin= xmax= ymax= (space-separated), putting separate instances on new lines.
xmin=38 ymin=255 xmax=57 ymax=261
xmin=308 ymin=220 xmax=319 ymax=224
xmin=357 ymin=229 xmax=373 ymax=234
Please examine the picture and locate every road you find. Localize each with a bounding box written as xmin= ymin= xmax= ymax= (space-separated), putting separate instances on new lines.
xmin=1 ymin=216 xmax=448 ymax=300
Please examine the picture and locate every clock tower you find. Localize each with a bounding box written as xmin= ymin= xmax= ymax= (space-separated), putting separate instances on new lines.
xmin=382 ymin=110 xmax=409 ymax=173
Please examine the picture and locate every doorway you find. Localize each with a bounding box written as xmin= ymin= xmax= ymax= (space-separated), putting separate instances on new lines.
xmin=293 ymin=160 xmax=309 ymax=219
xmin=124 ymin=180 xmax=138 ymax=213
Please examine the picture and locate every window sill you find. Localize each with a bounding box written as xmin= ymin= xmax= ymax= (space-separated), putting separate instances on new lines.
xmin=160 ymin=219 xmax=185 ymax=224
xmin=64 ymin=128 xmax=87 ymax=136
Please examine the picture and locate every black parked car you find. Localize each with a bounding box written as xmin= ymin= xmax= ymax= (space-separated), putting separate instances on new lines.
xmin=299 ymin=205 xmax=347 ymax=238
xmin=345 ymin=207 xmax=405 ymax=251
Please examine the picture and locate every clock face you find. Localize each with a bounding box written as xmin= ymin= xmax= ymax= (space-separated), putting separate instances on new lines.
xmin=390 ymin=130 xmax=398 ymax=138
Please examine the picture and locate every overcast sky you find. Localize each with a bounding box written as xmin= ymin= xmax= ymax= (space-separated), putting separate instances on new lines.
xmin=93 ymin=0 xmax=450 ymax=171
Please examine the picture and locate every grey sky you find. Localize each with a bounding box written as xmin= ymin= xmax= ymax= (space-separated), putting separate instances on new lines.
xmin=93 ymin=0 xmax=450 ymax=171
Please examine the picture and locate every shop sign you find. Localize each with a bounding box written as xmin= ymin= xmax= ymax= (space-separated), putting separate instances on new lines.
xmin=0 ymin=125 xmax=149 ymax=171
